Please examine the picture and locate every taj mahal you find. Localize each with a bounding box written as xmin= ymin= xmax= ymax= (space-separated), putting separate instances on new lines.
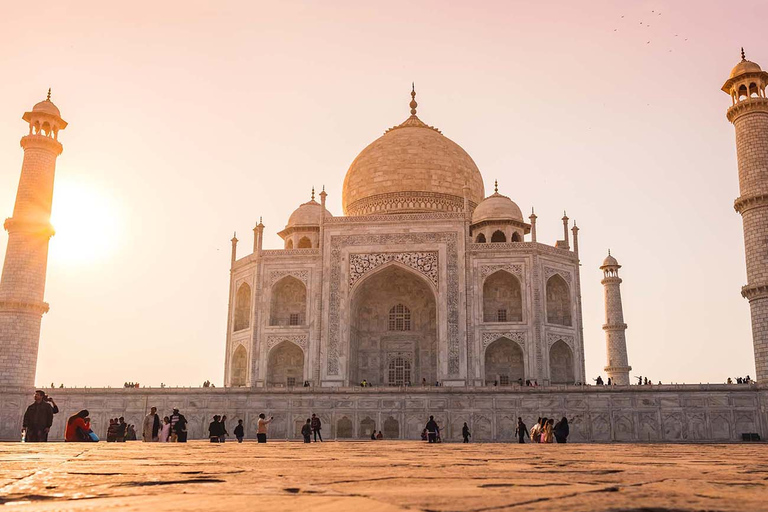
xmin=0 ymin=54 xmax=767 ymax=442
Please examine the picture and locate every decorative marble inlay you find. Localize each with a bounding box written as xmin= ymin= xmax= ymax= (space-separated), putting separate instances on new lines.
xmin=328 ymin=232 xmax=460 ymax=376
xmin=481 ymin=331 xmax=525 ymax=349
xmin=544 ymin=266 xmax=572 ymax=284
xmin=479 ymin=264 xmax=522 ymax=280
xmin=267 ymin=334 xmax=307 ymax=352
xmin=269 ymin=270 xmax=309 ymax=286
xmin=546 ymin=332 xmax=574 ymax=348
xmin=349 ymin=252 xmax=438 ymax=289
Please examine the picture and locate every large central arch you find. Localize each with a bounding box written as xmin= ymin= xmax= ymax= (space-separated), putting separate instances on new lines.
xmin=349 ymin=264 xmax=437 ymax=386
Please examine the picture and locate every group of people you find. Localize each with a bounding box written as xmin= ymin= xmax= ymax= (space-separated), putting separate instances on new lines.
xmin=520 ymin=417 xmax=569 ymax=443
xmin=107 ymin=417 xmax=135 ymax=441
xmin=202 ymin=380 xmax=216 ymax=388
xmin=370 ymin=430 xmax=384 ymax=440
xmin=728 ymin=376 xmax=752 ymax=384
xmin=140 ymin=407 xmax=189 ymax=442
xmin=123 ymin=382 xmax=140 ymax=389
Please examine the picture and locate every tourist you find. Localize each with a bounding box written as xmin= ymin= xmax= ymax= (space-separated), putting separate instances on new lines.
xmin=220 ymin=415 xmax=228 ymax=443
xmin=727 ymin=377 xmax=733 ymax=384
xmin=126 ymin=424 xmax=137 ymax=441
xmin=208 ymin=415 xmax=224 ymax=443
xmin=517 ymin=377 xmax=524 ymax=386
xmin=234 ymin=419 xmax=245 ymax=443
xmin=142 ymin=406 xmax=160 ymax=442
xmin=311 ymin=413 xmax=323 ymax=442
xmin=607 ymin=377 xmax=612 ymax=386
xmin=172 ymin=409 xmax=188 ymax=442
xmin=637 ymin=376 xmax=643 ymax=385
xmin=541 ymin=419 xmax=554 ymax=443
xmin=300 ymin=419 xmax=311 ymax=443
xmin=421 ymin=429 xmax=428 ymax=441
xmin=371 ymin=430 xmax=377 ymax=440
xmin=376 ymin=430 xmax=383 ymax=440
xmin=554 ymin=417 xmax=569 ymax=443
xmin=303 ymin=380 xmax=310 ymax=387
xmin=116 ymin=417 xmax=127 ymax=442
xmin=256 ymin=413 xmax=274 ymax=443
xmin=462 ymin=422 xmax=471 ymax=443
xmin=159 ymin=417 xmax=171 ymax=442
xmin=107 ymin=418 xmax=118 ymax=442
xmin=594 ymin=376 xmax=604 ymax=385
xmin=530 ymin=417 xmax=542 ymax=443
xmin=422 ymin=378 xmax=427 ymax=386
xmin=515 ymin=417 xmax=529 ymax=444
xmin=22 ymin=390 xmax=58 ymax=442
xmin=65 ymin=410 xmax=93 ymax=442
xmin=425 ymin=416 xmax=439 ymax=443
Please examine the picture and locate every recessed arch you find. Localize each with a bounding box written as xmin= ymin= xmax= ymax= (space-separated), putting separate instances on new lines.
xmin=511 ymin=232 xmax=521 ymax=242
xmin=285 ymin=239 xmax=294 ymax=249
xmin=546 ymin=274 xmax=572 ymax=326
xmin=230 ymin=345 xmax=248 ymax=387
xmin=298 ymin=236 xmax=312 ymax=248
xmin=266 ymin=340 xmax=304 ymax=387
xmin=475 ymin=233 xmax=486 ymax=243
xmin=549 ymin=340 xmax=574 ymax=384
xmin=234 ymin=283 xmax=251 ymax=331
xmin=484 ymin=337 xmax=524 ymax=385
xmin=491 ymin=230 xmax=506 ymax=243
xmin=270 ymin=276 xmax=307 ymax=326
xmin=483 ymin=270 xmax=522 ymax=322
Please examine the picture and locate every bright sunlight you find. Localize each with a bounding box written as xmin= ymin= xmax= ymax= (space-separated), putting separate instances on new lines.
xmin=49 ymin=178 xmax=122 ymax=265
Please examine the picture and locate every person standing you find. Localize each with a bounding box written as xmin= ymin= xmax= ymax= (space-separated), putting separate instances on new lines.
xmin=553 ymin=417 xmax=569 ymax=443
xmin=208 ymin=415 xmax=223 ymax=443
xmin=22 ymin=390 xmax=57 ymax=442
xmin=219 ymin=415 xmax=228 ymax=443
xmin=234 ymin=419 xmax=245 ymax=443
xmin=142 ymin=407 xmax=160 ymax=442
xmin=170 ymin=409 xmax=188 ymax=442
xmin=425 ymin=416 xmax=439 ymax=443
xmin=310 ymin=413 xmax=323 ymax=442
xmin=541 ymin=418 xmax=554 ymax=443
xmin=462 ymin=422 xmax=471 ymax=443
xmin=301 ymin=419 xmax=312 ymax=443
xmin=116 ymin=417 xmax=127 ymax=442
xmin=256 ymin=413 xmax=273 ymax=443
xmin=515 ymin=417 xmax=530 ymax=444
xmin=158 ymin=417 xmax=171 ymax=442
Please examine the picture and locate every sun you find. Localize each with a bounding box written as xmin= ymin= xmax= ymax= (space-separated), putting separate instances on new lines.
xmin=49 ymin=178 xmax=122 ymax=265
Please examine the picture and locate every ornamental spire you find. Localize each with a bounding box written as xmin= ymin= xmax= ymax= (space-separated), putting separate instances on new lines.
xmin=410 ymin=83 xmax=417 ymax=116
xmin=311 ymin=186 xmax=315 ymax=201
xmin=742 ymin=47 xmax=746 ymax=61
xmin=46 ymin=88 xmax=51 ymax=101
xmin=494 ymin=180 xmax=498 ymax=193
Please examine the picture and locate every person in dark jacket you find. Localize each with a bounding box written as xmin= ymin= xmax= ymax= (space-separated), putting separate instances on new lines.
xmin=173 ymin=411 xmax=189 ymax=442
xmin=219 ymin=415 xmax=228 ymax=443
xmin=462 ymin=422 xmax=471 ymax=443
xmin=22 ymin=390 xmax=58 ymax=442
xmin=554 ymin=417 xmax=570 ymax=443
xmin=209 ymin=415 xmax=224 ymax=442
xmin=310 ymin=414 xmax=322 ymax=442
xmin=301 ymin=419 xmax=312 ymax=443
xmin=234 ymin=419 xmax=245 ymax=443
xmin=115 ymin=417 xmax=127 ymax=442
xmin=515 ymin=417 xmax=530 ymax=444
xmin=425 ymin=416 xmax=439 ymax=443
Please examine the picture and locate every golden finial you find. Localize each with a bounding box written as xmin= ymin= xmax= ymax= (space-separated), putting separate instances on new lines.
xmin=46 ymin=88 xmax=51 ymax=101
xmin=410 ymin=83 xmax=418 ymax=116
xmin=742 ymin=47 xmax=746 ymax=61
xmin=608 ymin=248 xmax=611 ymax=256
xmin=494 ymin=180 xmax=498 ymax=193
xmin=311 ymin=186 xmax=315 ymax=201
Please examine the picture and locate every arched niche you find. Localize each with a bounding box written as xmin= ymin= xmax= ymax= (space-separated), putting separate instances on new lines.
xmin=270 ymin=276 xmax=307 ymax=326
xmin=266 ymin=341 xmax=304 ymax=387
xmin=285 ymin=239 xmax=294 ymax=249
xmin=230 ymin=345 xmax=248 ymax=386
xmin=549 ymin=340 xmax=574 ymax=384
xmin=383 ymin=416 xmax=400 ymax=439
xmin=491 ymin=230 xmax=506 ymax=243
xmin=545 ymin=274 xmax=571 ymax=326
xmin=349 ymin=264 xmax=437 ymax=387
xmin=511 ymin=232 xmax=521 ymax=242
xmin=482 ymin=270 xmax=522 ymax=322
xmin=234 ymin=283 xmax=251 ymax=331
xmin=298 ymin=236 xmax=312 ymax=248
xmin=475 ymin=233 xmax=486 ymax=243
xmin=484 ymin=337 xmax=524 ymax=385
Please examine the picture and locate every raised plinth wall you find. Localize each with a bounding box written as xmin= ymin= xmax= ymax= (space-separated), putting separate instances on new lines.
xmin=1 ymin=385 xmax=765 ymax=442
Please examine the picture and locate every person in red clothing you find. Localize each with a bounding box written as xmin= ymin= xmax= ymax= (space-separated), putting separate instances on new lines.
xmin=65 ymin=410 xmax=91 ymax=442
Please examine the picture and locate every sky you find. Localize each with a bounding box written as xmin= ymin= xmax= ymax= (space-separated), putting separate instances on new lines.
xmin=0 ymin=0 xmax=764 ymax=388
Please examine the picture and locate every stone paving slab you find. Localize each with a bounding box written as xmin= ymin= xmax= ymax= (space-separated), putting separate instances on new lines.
xmin=0 ymin=441 xmax=765 ymax=511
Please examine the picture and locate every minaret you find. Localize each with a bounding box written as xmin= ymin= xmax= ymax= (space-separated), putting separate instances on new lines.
xmin=723 ymin=49 xmax=768 ymax=383
xmin=0 ymin=91 xmax=67 ymax=388
xmin=600 ymin=251 xmax=631 ymax=385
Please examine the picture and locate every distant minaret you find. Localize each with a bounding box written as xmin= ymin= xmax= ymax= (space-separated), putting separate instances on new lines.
xmin=600 ymin=251 xmax=631 ymax=385
xmin=0 ymin=91 xmax=67 ymax=387
xmin=722 ymin=49 xmax=768 ymax=383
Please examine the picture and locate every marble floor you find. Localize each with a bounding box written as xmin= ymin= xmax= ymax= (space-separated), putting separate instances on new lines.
xmin=0 ymin=441 xmax=763 ymax=511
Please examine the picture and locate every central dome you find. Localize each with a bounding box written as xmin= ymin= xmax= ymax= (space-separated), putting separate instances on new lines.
xmin=342 ymin=90 xmax=485 ymax=216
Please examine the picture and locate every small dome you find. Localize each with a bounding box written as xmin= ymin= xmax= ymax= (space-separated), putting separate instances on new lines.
xmin=32 ymin=99 xmax=61 ymax=117
xmin=601 ymin=253 xmax=620 ymax=268
xmin=471 ymin=192 xmax=523 ymax=224
xmin=286 ymin=199 xmax=332 ymax=227
xmin=730 ymin=59 xmax=762 ymax=79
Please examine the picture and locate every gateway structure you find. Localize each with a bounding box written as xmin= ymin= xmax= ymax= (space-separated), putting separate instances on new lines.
xmin=224 ymin=88 xmax=586 ymax=389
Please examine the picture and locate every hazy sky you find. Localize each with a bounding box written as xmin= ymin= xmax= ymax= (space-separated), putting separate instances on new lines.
xmin=0 ymin=1 xmax=764 ymax=388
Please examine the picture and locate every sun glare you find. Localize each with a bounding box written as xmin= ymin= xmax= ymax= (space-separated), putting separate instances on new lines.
xmin=49 ymin=179 xmax=122 ymax=265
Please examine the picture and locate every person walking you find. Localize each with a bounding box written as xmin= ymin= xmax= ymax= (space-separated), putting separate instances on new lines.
xmin=425 ymin=416 xmax=439 ymax=443
xmin=530 ymin=418 xmax=542 ymax=443
xmin=462 ymin=422 xmax=471 ymax=443
xmin=172 ymin=409 xmax=188 ymax=443
xmin=234 ymin=419 xmax=245 ymax=443
xmin=256 ymin=413 xmax=273 ymax=443
xmin=208 ymin=415 xmax=223 ymax=443
xmin=142 ymin=407 xmax=161 ymax=442
xmin=301 ymin=419 xmax=312 ymax=443
xmin=554 ymin=417 xmax=569 ymax=443
xmin=310 ymin=414 xmax=323 ymax=442
xmin=219 ymin=415 xmax=228 ymax=443
xmin=541 ymin=418 xmax=554 ymax=443
xmin=158 ymin=417 xmax=171 ymax=442
xmin=22 ymin=390 xmax=57 ymax=442
xmin=515 ymin=417 xmax=530 ymax=444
